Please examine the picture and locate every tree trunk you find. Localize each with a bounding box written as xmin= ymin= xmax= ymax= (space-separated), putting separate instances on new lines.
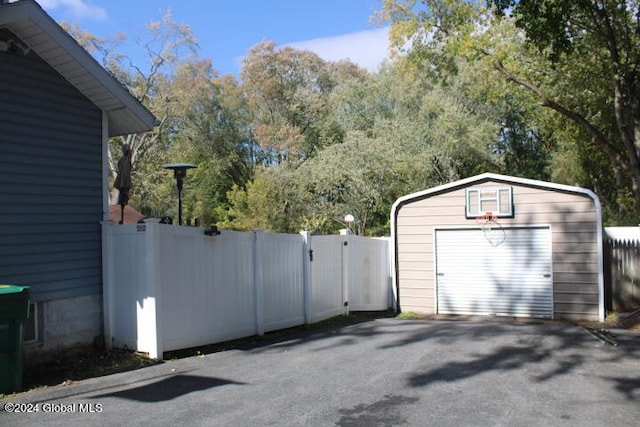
xmin=492 ymin=59 xmax=640 ymax=206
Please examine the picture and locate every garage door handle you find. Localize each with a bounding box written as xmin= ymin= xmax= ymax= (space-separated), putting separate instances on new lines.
xmin=543 ymin=273 xmax=551 ymax=278
xmin=437 ymin=273 xmax=445 ymax=276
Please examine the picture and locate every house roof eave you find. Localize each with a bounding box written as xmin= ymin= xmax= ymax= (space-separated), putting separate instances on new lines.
xmin=0 ymin=0 xmax=157 ymax=136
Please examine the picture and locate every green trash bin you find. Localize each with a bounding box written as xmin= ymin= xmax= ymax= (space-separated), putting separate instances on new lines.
xmin=0 ymin=285 xmax=30 ymax=394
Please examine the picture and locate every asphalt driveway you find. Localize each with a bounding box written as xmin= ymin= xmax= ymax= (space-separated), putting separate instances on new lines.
xmin=2 ymin=317 xmax=639 ymax=426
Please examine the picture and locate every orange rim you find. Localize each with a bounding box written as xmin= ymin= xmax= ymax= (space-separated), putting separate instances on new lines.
xmin=475 ymin=212 xmax=497 ymax=224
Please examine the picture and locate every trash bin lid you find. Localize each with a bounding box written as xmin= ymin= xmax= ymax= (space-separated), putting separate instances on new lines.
xmin=0 ymin=285 xmax=29 ymax=295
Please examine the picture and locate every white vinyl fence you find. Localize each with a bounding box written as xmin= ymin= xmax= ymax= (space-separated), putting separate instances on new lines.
xmin=102 ymin=222 xmax=391 ymax=359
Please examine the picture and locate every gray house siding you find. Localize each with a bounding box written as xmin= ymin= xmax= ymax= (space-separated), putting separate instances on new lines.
xmin=0 ymin=1 xmax=156 ymax=360
xmin=0 ymin=38 xmax=103 ymax=303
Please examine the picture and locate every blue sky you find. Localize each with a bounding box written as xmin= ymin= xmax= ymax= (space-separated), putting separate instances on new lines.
xmin=37 ymin=0 xmax=390 ymax=76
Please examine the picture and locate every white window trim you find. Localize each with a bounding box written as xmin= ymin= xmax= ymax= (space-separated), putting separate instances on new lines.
xmin=466 ymin=186 xmax=513 ymax=218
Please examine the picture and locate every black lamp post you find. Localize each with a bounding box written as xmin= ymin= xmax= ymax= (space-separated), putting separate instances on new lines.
xmin=163 ymin=163 xmax=197 ymax=225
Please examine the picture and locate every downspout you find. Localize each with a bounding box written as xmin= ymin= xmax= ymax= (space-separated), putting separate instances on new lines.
xmin=570 ymin=186 xmax=605 ymax=322
xmin=590 ymin=191 xmax=605 ymax=322
xmin=390 ymin=199 xmax=403 ymax=313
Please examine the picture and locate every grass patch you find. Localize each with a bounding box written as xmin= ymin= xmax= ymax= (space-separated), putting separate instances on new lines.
xmin=396 ymin=311 xmax=422 ymax=320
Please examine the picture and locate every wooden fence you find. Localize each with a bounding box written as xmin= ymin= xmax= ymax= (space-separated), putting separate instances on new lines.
xmin=605 ymin=227 xmax=640 ymax=312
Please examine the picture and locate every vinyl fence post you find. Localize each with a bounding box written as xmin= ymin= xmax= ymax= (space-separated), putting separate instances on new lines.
xmin=143 ymin=222 xmax=163 ymax=360
xmin=342 ymin=235 xmax=350 ymax=316
xmin=300 ymin=231 xmax=311 ymax=324
xmin=253 ymin=229 xmax=265 ymax=336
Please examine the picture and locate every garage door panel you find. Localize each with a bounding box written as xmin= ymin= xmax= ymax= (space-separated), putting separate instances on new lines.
xmin=436 ymin=227 xmax=553 ymax=318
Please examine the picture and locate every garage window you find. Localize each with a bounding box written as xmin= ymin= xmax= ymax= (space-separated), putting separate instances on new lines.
xmin=466 ymin=186 xmax=513 ymax=218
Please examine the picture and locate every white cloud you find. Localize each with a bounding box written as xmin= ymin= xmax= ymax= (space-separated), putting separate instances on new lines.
xmin=287 ymin=26 xmax=390 ymax=72
xmin=38 ymin=0 xmax=107 ymax=21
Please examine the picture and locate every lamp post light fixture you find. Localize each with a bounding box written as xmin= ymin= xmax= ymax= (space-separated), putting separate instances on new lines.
xmin=163 ymin=163 xmax=197 ymax=225
xmin=344 ymin=214 xmax=355 ymax=235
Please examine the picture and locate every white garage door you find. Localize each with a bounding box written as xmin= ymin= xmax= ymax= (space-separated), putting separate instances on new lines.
xmin=435 ymin=226 xmax=553 ymax=318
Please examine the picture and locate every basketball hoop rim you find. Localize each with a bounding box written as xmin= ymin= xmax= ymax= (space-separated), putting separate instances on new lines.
xmin=475 ymin=212 xmax=498 ymax=224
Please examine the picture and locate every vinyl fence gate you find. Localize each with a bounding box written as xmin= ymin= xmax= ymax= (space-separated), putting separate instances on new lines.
xmin=102 ymin=224 xmax=392 ymax=359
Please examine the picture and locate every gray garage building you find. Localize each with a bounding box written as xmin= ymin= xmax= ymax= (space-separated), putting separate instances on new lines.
xmin=391 ymin=173 xmax=604 ymax=322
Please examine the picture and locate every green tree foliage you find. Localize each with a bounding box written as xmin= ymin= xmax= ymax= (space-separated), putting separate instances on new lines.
xmin=219 ymin=167 xmax=308 ymax=233
xmin=298 ymin=135 xmax=395 ymax=235
xmin=330 ymin=68 xmax=500 ymax=188
xmin=224 ymin=68 xmax=500 ymax=235
xmin=164 ymin=61 xmax=257 ymax=224
xmin=457 ymin=58 xmax=556 ymax=181
xmin=491 ymin=0 xmax=640 ymax=223
xmin=378 ymin=0 xmax=640 ymax=223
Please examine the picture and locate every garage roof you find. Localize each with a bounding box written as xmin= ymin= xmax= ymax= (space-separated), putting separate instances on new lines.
xmin=392 ymin=172 xmax=600 ymax=214
xmin=0 ymin=0 xmax=157 ymax=137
